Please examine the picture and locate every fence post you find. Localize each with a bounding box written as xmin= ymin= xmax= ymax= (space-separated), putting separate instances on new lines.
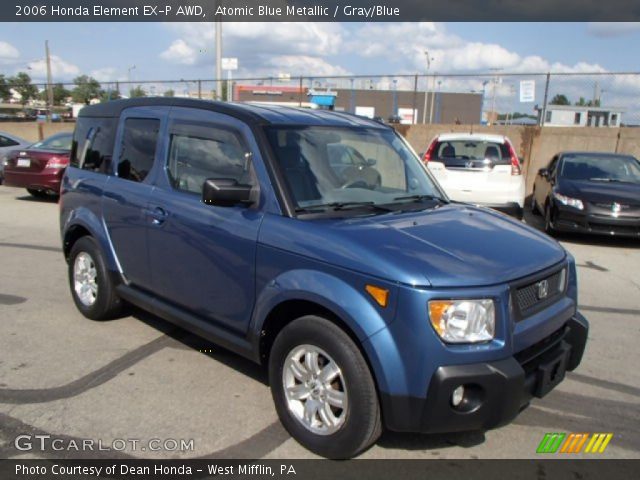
xmin=198 ymin=80 xmax=202 ymax=99
xmin=540 ymin=72 xmax=551 ymax=126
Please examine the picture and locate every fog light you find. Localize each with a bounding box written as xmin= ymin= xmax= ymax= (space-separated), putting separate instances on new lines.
xmin=451 ymin=386 xmax=465 ymax=407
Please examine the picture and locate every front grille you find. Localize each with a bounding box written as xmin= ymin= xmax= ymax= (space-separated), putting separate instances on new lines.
xmin=515 ymin=269 xmax=564 ymax=313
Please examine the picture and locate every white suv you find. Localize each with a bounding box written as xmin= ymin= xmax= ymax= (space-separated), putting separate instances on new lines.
xmin=423 ymin=133 xmax=525 ymax=219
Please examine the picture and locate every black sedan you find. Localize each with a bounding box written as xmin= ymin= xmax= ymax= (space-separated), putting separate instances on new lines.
xmin=531 ymin=152 xmax=640 ymax=237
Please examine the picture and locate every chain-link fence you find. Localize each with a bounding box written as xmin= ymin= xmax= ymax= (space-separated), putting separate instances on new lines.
xmin=4 ymin=72 xmax=640 ymax=126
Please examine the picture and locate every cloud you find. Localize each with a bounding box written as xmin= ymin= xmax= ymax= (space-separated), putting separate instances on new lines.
xmin=27 ymin=55 xmax=80 ymax=80
xmin=159 ymin=22 xmax=346 ymax=75
xmin=89 ymin=67 xmax=126 ymax=82
xmin=0 ymin=41 xmax=19 ymax=62
xmin=160 ymin=39 xmax=198 ymax=65
xmin=587 ymin=23 xmax=640 ymax=38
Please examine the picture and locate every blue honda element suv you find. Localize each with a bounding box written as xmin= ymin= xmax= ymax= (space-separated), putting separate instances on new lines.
xmin=60 ymin=98 xmax=588 ymax=458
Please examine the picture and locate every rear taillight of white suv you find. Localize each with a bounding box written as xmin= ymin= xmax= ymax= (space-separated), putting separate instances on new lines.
xmin=422 ymin=139 xmax=438 ymax=163
xmin=507 ymin=143 xmax=522 ymax=176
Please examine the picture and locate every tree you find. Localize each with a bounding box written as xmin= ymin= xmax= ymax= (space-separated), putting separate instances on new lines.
xmin=0 ymin=74 xmax=11 ymax=102
xmin=550 ymin=94 xmax=570 ymax=105
xmin=129 ymin=85 xmax=146 ymax=98
xmin=100 ymin=88 xmax=121 ymax=102
xmin=71 ymin=75 xmax=102 ymax=104
xmin=9 ymin=72 xmax=38 ymax=107
xmin=40 ymin=83 xmax=71 ymax=105
xmin=575 ymin=97 xmax=600 ymax=107
xmin=163 ymin=89 xmax=175 ymax=97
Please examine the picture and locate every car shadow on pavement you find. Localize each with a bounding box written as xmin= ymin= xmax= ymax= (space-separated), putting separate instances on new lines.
xmin=131 ymin=307 xmax=268 ymax=386
xmin=376 ymin=429 xmax=486 ymax=454
xmin=14 ymin=194 xmax=59 ymax=203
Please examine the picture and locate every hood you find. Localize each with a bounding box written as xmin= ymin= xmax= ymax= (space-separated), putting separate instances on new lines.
xmin=559 ymin=178 xmax=640 ymax=206
xmin=260 ymin=204 xmax=566 ymax=288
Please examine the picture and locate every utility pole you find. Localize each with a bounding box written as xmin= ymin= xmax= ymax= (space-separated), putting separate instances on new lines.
xmin=428 ymin=74 xmax=436 ymax=124
xmin=421 ymin=50 xmax=432 ymax=124
xmin=215 ymin=21 xmax=222 ymax=101
xmin=45 ymin=41 xmax=54 ymax=122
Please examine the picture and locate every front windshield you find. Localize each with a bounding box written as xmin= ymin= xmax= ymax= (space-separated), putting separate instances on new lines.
xmin=560 ymin=155 xmax=640 ymax=184
xmin=265 ymin=126 xmax=445 ymax=213
xmin=32 ymin=133 xmax=73 ymax=151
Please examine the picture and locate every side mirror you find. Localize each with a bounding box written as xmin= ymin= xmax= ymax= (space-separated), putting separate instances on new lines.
xmin=365 ymin=158 xmax=377 ymax=167
xmin=538 ymin=168 xmax=549 ymax=178
xmin=202 ymin=179 xmax=254 ymax=207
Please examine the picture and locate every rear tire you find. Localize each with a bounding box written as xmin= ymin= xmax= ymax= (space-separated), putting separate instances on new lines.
xmin=68 ymin=236 xmax=123 ymax=320
xmin=269 ymin=316 xmax=381 ymax=459
xmin=27 ymin=188 xmax=49 ymax=199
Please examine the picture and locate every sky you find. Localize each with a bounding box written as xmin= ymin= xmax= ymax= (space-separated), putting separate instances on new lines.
xmin=1 ymin=22 xmax=639 ymax=115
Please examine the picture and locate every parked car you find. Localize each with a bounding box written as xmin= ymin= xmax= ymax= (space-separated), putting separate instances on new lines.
xmin=0 ymin=131 xmax=32 ymax=184
xmin=532 ymin=151 xmax=640 ymax=237
xmin=2 ymin=131 xmax=72 ymax=197
xmin=60 ymin=98 xmax=588 ymax=459
xmin=423 ymin=133 xmax=525 ymax=218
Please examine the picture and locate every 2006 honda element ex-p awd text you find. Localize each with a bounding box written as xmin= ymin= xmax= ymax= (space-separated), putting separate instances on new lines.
xmin=60 ymin=98 xmax=588 ymax=459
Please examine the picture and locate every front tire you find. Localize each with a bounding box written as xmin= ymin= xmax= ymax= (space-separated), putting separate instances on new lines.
xmin=530 ymin=190 xmax=539 ymax=215
xmin=68 ymin=236 xmax=123 ymax=320
xmin=544 ymin=202 xmax=556 ymax=235
xmin=269 ymin=316 xmax=381 ymax=459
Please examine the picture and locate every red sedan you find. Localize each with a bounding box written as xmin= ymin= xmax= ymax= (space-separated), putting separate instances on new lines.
xmin=3 ymin=132 xmax=72 ymax=198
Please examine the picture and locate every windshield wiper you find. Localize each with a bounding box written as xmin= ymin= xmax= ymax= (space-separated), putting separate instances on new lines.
xmin=392 ymin=194 xmax=449 ymax=204
xmin=295 ymin=201 xmax=393 ymax=214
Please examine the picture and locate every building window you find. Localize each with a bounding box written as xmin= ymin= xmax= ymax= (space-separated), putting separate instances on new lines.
xmin=545 ymin=111 xmax=552 ymax=123
xmin=611 ymin=114 xmax=618 ymax=126
xmin=574 ymin=112 xmax=581 ymax=125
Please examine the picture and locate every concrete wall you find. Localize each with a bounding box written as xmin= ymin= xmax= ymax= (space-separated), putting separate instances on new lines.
xmin=3 ymin=121 xmax=639 ymax=195
xmin=0 ymin=122 xmax=74 ymax=143
xmin=395 ymin=124 xmax=640 ymax=193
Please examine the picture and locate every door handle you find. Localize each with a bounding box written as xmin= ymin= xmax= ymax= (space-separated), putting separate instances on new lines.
xmin=146 ymin=206 xmax=169 ymax=225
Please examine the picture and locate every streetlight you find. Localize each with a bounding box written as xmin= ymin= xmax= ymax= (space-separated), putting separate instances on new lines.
xmin=127 ymin=65 xmax=136 ymax=97
xmin=392 ymin=79 xmax=398 ymax=117
xmin=421 ymin=50 xmax=434 ymax=124
xmin=480 ymin=80 xmax=489 ymax=124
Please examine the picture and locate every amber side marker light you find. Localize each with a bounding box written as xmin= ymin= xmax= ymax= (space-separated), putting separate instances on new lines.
xmin=365 ymin=285 xmax=389 ymax=308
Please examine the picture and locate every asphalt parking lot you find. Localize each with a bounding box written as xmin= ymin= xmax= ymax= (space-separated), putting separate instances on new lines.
xmin=0 ymin=185 xmax=638 ymax=460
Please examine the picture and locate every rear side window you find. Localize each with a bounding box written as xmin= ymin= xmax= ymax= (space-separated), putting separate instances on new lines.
xmin=166 ymin=122 xmax=252 ymax=195
xmin=71 ymin=117 xmax=116 ymax=174
xmin=434 ymin=140 xmax=511 ymax=167
xmin=0 ymin=135 xmax=19 ymax=147
xmin=118 ymin=118 xmax=160 ymax=183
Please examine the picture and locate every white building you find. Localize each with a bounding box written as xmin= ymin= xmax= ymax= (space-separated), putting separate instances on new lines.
xmin=543 ymin=105 xmax=624 ymax=127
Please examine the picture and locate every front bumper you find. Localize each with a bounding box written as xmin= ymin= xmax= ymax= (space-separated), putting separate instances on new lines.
xmin=381 ymin=313 xmax=588 ymax=433
xmin=553 ymin=205 xmax=640 ymax=237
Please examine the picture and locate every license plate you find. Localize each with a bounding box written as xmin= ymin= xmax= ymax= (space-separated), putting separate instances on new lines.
xmin=17 ymin=158 xmax=31 ymax=167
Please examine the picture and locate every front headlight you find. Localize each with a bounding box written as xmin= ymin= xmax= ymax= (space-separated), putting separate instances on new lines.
xmin=554 ymin=192 xmax=584 ymax=210
xmin=429 ymin=299 xmax=495 ymax=343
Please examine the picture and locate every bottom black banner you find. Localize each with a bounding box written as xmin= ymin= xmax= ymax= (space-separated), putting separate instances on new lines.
xmin=0 ymin=459 xmax=638 ymax=480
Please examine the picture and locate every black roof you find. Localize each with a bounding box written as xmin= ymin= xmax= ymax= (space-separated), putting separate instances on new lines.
xmin=78 ymin=97 xmax=387 ymax=129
